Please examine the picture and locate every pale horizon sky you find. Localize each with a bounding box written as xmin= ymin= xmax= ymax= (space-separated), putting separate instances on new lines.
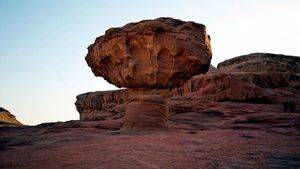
xmin=1 ymin=0 xmax=300 ymax=125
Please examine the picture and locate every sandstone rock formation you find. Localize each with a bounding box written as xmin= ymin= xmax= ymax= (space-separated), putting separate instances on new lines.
xmin=0 ymin=107 xmax=22 ymax=127
xmin=75 ymin=89 xmax=171 ymax=121
xmin=76 ymin=53 xmax=300 ymax=121
xmin=86 ymin=17 xmax=212 ymax=89
xmin=82 ymin=17 xmax=212 ymax=130
xmin=217 ymin=53 xmax=300 ymax=73
xmin=123 ymin=95 xmax=169 ymax=131
xmin=172 ymin=53 xmax=300 ymax=104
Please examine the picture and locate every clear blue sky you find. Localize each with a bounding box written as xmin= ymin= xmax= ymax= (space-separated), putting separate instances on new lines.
xmin=1 ymin=0 xmax=299 ymax=125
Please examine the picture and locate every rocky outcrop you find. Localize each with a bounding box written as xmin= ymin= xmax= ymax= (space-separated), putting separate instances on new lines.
xmin=76 ymin=53 xmax=300 ymax=121
xmin=86 ymin=17 xmax=212 ymax=89
xmin=172 ymin=53 xmax=300 ymax=104
xmin=75 ymin=65 xmax=216 ymax=121
xmin=0 ymin=107 xmax=22 ymax=127
xmin=75 ymin=89 xmax=171 ymax=120
xmin=217 ymin=53 xmax=300 ymax=73
xmin=82 ymin=17 xmax=212 ymax=130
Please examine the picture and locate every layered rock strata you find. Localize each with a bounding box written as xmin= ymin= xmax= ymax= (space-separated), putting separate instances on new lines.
xmin=76 ymin=53 xmax=300 ymax=121
xmin=75 ymin=89 xmax=171 ymax=121
xmin=172 ymin=53 xmax=300 ymax=104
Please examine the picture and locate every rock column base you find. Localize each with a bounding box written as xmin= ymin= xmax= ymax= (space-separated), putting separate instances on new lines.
xmin=122 ymin=95 xmax=169 ymax=131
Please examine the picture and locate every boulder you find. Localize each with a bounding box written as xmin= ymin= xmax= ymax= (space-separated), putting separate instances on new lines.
xmin=85 ymin=17 xmax=212 ymax=89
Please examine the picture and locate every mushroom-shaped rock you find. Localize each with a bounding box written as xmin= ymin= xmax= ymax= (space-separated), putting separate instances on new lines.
xmin=86 ymin=17 xmax=212 ymax=89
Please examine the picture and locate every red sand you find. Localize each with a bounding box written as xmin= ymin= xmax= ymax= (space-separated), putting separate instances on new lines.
xmin=1 ymin=101 xmax=299 ymax=168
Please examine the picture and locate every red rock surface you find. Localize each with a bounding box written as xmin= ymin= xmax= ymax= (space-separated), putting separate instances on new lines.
xmin=1 ymin=101 xmax=299 ymax=168
xmin=86 ymin=17 xmax=212 ymax=89
xmin=217 ymin=53 xmax=300 ymax=73
xmin=173 ymin=72 xmax=300 ymax=104
xmin=172 ymin=53 xmax=300 ymax=104
xmin=76 ymin=53 xmax=300 ymax=120
xmin=123 ymin=95 xmax=169 ymax=130
xmin=75 ymin=89 xmax=171 ymax=120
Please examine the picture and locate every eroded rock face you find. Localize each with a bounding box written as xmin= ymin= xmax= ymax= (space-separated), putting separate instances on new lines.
xmin=172 ymin=53 xmax=300 ymax=104
xmin=217 ymin=53 xmax=300 ymax=73
xmin=173 ymin=72 xmax=300 ymax=104
xmin=75 ymin=89 xmax=171 ymax=120
xmin=122 ymin=95 xmax=169 ymax=131
xmin=86 ymin=17 xmax=212 ymax=89
xmin=76 ymin=53 xmax=300 ymax=121
xmin=0 ymin=107 xmax=22 ymax=127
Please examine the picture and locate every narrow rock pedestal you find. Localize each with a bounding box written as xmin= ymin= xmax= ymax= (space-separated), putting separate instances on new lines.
xmin=122 ymin=95 xmax=169 ymax=131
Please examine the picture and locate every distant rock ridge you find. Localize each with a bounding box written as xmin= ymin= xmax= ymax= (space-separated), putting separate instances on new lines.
xmin=217 ymin=53 xmax=300 ymax=73
xmin=0 ymin=107 xmax=22 ymax=127
xmin=76 ymin=53 xmax=300 ymax=121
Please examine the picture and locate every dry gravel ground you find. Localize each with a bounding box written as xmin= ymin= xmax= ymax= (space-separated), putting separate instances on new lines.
xmin=0 ymin=102 xmax=299 ymax=169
